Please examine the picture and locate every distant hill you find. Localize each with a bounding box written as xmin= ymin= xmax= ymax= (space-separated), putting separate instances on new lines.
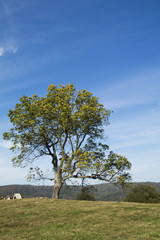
xmin=0 ymin=182 xmax=160 ymax=201
xmin=93 ymin=182 xmax=160 ymax=201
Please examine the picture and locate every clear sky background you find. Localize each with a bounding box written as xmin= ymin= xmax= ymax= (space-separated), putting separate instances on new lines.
xmin=0 ymin=0 xmax=160 ymax=186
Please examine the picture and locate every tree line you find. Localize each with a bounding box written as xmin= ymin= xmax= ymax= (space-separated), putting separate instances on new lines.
xmin=1 ymin=182 xmax=160 ymax=202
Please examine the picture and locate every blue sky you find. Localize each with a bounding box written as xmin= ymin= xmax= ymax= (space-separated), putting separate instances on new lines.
xmin=0 ymin=0 xmax=160 ymax=186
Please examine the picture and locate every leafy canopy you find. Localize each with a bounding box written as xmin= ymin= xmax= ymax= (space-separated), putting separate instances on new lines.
xmin=3 ymin=83 xmax=131 ymax=185
xmin=124 ymin=184 xmax=160 ymax=203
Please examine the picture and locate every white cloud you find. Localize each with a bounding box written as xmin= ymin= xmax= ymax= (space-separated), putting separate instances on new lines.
xmin=0 ymin=47 xmax=5 ymax=56
xmin=107 ymin=119 xmax=160 ymax=151
xmin=8 ymin=46 xmax=18 ymax=54
xmin=103 ymin=87 xmax=160 ymax=154
xmin=0 ymin=80 xmax=36 ymax=94
xmin=99 ymin=68 xmax=160 ymax=110
xmin=0 ymin=141 xmax=12 ymax=149
xmin=0 ymin=45 xmax=18 ymax=57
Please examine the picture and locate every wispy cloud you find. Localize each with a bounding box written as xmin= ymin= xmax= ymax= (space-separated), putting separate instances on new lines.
xmin=0 ymin=141 xmax=12 ymax=149
xmin=106 ymin=104 xmax=160 ymax=151
xmin=0 ymin=0 xmax=18 ymax=57
xmin=0 ymin=47 xmax=5 ymax=56
xmin=100 ymin=68 xmax=160 ymax=153
xmin=0 ymin=79 xmax=41 ymax=95
xmin=7 ymin=46 xmax=18 ymax=54
xmin=99 ymin=69 xmax=160 ymax=110
xmin=0 ymin=45 xmax=18 ymax=56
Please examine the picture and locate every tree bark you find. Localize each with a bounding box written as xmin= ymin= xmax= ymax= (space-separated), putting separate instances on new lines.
xmin=52 ymin=170 xmax=63 ymax=199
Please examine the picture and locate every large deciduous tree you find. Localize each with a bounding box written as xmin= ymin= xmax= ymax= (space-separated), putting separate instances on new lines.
xmin=3 ymin=84 xmax=131 ymax=199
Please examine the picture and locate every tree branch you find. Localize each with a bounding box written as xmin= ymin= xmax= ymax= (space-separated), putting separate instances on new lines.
xmin=77 ymin=133 xmax=87 ymax=149
xmin=72 ymin=174 xmax=115 ymax=183
xmin=52 ymin=143 xmax=58 ymax=167
xmin=45 ymin=139 xmax=54 ymax=157
xmin=62 ymin=132 xmax=68 ymax=149
xmin=68 ymin=136 xmax=74 ymax=153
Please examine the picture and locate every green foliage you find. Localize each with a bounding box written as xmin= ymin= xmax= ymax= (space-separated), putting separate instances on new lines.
xmin=76 ymin=189 xmax=96 ymax=201
xmin=0 ymin=183 xmax=124 ymax=200
xmin=3 ymin=83 xmax=131 ymax=198
xmin=1 ymin=182 xmax=160 ymax=201
xmin=124 ymin=184 xmax=160 ymax=203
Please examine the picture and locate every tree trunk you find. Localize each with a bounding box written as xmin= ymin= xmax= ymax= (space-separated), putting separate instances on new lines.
xmin=52 ymin=170 xmax=63 ymax=199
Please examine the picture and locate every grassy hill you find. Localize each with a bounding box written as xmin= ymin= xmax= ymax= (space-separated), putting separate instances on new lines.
xmin=0 ymin=198 xmax=160 ymax=240
xmin=0 ymin=182 xmax=160 ymax=201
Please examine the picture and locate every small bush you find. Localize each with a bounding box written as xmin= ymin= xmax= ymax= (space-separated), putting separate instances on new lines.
xmin=76 ymin=190 xmax=95 ymax=201
xmin=124 ymin=184 xmax=160 ymax=203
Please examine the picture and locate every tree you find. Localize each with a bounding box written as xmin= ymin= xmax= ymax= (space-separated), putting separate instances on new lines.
xmin=76 ymin=178 xmax=96 ymax=201
xmin=76 ymin=189 xmax=96 ymax=201
xmin=124 ymin=184 xmax=160 ymax=203
xmin=3 ymin=83 xmax=131 ymax=199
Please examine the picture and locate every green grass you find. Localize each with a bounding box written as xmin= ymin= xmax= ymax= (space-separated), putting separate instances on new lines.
xmin=0 ymin=198 xmax=160 ymax=240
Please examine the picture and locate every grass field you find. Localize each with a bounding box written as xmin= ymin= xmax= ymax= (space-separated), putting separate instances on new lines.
xmin=0 ymin=198 xmax=160 ymax=240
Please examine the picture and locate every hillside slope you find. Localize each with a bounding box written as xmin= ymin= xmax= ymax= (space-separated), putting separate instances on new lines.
xmin=0 ymin=198 xmax=160 ymax=239
xmin=1 ymin=182 xmax=160 ymax=201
